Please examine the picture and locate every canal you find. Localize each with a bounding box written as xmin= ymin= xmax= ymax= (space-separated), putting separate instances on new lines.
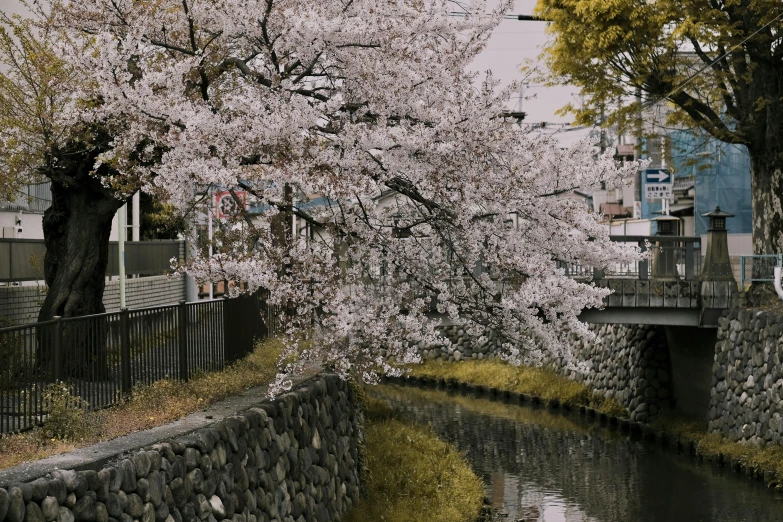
xmin=372 ymin=384 xmax=783 ymax=522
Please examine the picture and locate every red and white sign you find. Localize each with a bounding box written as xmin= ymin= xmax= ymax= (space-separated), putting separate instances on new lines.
xmin=214 ymin=191 xmax=247 ymax=218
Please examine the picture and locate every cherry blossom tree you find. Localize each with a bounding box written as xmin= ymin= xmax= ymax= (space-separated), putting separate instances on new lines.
xmin=47 ymin=0 xmax=639 ymax=387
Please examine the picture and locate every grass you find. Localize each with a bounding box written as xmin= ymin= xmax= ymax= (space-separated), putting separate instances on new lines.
xmin=345 ymin=395 xmax=486 ymax=522
xmin=652 ymin=413 xmax=783 ymax=487
xmin=0 ymin=337 xmax=284 ymax=471
xmin=373 ymin=383 xmax=619 ymax=439
xmin=411 ymin=359 xmax=783 ymax=488
xmin=411 ymin=359 xmax=627 ymax=417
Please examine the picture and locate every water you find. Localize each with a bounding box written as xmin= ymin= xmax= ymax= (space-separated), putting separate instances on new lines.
xmin=372 ymin=384 xmax=783 ymax=522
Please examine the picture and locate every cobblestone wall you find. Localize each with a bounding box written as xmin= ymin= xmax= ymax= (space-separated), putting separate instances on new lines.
xmin=709 ymin=309 xmax=783 ymax=445
xmin=0 ymin=374 xmax=363 ymax=522
xmin=550 ymin=324 xmax=672 ymax=423
xmin=0 ymin=276 xmax=185 ymax=326
xmin=418 ymin=324 xmax=673 ymax=422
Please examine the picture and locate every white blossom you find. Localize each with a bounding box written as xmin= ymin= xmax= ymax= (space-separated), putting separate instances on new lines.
xmin=48 ymin=0 xmax=642 ymax=390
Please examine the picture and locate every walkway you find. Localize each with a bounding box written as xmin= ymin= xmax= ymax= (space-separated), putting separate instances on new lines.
xmin=0 ymin=370 xmax=317 ymax=488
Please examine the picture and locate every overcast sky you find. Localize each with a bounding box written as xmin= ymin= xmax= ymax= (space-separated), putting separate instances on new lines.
xmin=0 ymin=0 xmax=577 ymax=124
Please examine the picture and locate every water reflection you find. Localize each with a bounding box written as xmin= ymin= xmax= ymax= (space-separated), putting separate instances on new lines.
xmin=372 ymin=385 xmax=783 ymax=522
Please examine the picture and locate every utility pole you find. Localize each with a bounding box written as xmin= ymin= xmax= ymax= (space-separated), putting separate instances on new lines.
xmin=661 ymin=136 xmax=669 ymax=216
xmin=118 ymin=204 xmax=127 ymax=308
xmin=131 ymin=191 xmax=140 ymax=241
xmin=634 ymin=86 xmax=643 ymax=202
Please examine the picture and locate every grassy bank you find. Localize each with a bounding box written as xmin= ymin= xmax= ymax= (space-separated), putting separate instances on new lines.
xmin=0 ymin=338 xmax=283 ymax=470
xmin=411 ymin=359 xmax=783 ymax=488
xmin=653 ymin=414 xmax=783 ymax=486
xmin=345 ymin=396 xmax=485 ymax=522
xmin=411 ymin=359 xmax=627 ymax=417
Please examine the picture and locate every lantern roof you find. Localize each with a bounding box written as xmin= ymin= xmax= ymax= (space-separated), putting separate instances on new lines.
xmin=701 ymin=206 xmax=735 ymax=219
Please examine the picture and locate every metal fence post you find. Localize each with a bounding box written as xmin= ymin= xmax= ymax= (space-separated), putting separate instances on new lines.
xmin=740 ymin=257 xmax=746 ymax=289
xmin=120 ymin=308 xmax=132 ymax=394
xmin=685 ymin=240 xmax=695 ymax=280
xmin=52 ymin=316 xmax=62 ymax=382
xmin=178 ymin=300 xmax=189 ymax=382
xmin=638 ymin=240 xmax=649 ymax=280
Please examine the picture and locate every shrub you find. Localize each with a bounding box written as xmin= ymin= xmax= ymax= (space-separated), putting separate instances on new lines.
xmin=40 ymin=382 xmax=89 ymax=441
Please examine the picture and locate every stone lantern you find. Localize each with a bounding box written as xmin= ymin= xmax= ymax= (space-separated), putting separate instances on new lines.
xmin=701 ymin=206 xmax=735 ymax=281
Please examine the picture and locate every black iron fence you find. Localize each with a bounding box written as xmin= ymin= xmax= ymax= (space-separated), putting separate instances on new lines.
xmin=0 ymin=293 xmax=274 ymax=435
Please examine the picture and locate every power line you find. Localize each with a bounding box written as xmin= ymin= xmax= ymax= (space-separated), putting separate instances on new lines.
xmin=448 ymin=12 xmax=547 ymax=22
xmin=641 ymin=10 xmax=783 ymax=111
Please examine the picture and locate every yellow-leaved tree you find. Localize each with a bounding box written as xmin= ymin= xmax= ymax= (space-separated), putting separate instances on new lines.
xmin=537 ymin=0 xmax=783 ymax=256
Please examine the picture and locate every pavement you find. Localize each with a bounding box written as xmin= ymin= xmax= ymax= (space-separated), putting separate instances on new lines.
xmin=0 ymin=371 xmax=318 ymax=488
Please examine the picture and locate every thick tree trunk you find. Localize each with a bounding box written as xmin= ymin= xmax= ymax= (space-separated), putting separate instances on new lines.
xmin=39 ymin=180 xmax=122 ymax=320
xmin=748 ymin=153 xmax=783 ymax=255
xmin=746 ymin=150 xmax=783 ymax=303
xmin=751 ymin=151 xmax=783 ymax=254
xmin=37 ymin=142 xmax=124 ymax=379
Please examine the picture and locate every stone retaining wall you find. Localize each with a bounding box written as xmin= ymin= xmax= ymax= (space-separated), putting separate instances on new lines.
xmin=0 ymin=374 xmax=363 ymax=522
xmin=546 ymin=324 xmax=671 ymax=423
xmin=418 ymin=324 xmax=672 ymax=422
xmin=709 ymin=309 xmax=783 ymax=445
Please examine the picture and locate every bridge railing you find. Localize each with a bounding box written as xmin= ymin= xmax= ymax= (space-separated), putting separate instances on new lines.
xmin=561 ymin=236 xmax=702 ymax=281
xmin=739 ymin=254 xmax=782 ymax=290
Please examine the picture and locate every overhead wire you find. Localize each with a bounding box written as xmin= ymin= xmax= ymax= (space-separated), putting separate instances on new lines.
xmin=638 ymin=10 xmax=783 ymax=111
xmin=452 ymin=3 xmax=783 ymax=129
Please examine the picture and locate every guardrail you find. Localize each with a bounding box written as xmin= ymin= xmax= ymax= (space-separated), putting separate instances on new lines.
xmin=0 ymin=291 xmax=280 ymax=435
xmin=740 ymin=254 xmax=783 ymax=290
xmin=561 ymin=235 xmax=702 ymax=281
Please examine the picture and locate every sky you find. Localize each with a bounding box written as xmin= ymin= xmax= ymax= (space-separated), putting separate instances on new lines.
xmin=0 ymin=0 xmax=578 ymax=125
xmin=470 ymin=0 xmax=576 ymax=125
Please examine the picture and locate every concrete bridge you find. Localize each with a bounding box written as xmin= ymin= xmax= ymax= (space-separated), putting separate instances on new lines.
xmin=572 ymin=229 xmax=738 ymax=328
xmin=574 ymin=212 xmax=742 ymax=422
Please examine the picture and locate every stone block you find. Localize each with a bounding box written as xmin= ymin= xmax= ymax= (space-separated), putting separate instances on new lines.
xmin=674 ymin=280 xmax=689 ymax=308
xmin=663 ymin=281 xmax=679 ymax=307
xmin=649 ymin=280 xmax=664 ymax=307
xmin=700 ymin=281 xmax=714 ymax=308
xmin=690 ymin=281 xmax=700 ymax=308
xmin=634 ymin=280 xmax=650 ymax=307
xmin=607 ymin=280 xmax=623 ymax=307
xmin=622 ymin=280 xmax=636 ymax=307
xmin=713 ymin=281 xmax=730 ymax=308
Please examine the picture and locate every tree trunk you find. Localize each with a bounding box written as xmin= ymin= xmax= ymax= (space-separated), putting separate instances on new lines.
xmin=746 ymin=150 xmax=783 ymax=303
xmin=37 ymin=143 xmax=124 ymax=379
xmin=748 ymin=152 xmax=783 ymax=255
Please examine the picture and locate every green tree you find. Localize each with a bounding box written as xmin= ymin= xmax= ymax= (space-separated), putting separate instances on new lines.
xmin=0 ymin=6 xmax=140 ymax=376
xmin=537 ymin=0 xmax=783 ymax=255
xmin=0 ymin=5 xmax=188 ymax=375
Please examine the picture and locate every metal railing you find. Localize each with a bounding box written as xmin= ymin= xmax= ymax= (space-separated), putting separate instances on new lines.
xmin=561 ymin=236 xmax=702 ymax=281
xmin=0 ymin=296 xmax=259 ymax=435
xmin=740 ymin=254 xmax=783 ymax=290
xmin=0 ymin=239 xmax=185 ymax=282
xmin=0 ymin=182 xmax=52 ymax=213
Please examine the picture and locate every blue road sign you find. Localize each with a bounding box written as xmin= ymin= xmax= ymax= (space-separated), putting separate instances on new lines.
xmin=643 ymin=168 xmax=672 ymax=184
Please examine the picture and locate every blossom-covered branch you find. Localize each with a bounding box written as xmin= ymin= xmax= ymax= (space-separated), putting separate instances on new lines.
xmin=48 ymin=0 xmax=641 ymax=389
